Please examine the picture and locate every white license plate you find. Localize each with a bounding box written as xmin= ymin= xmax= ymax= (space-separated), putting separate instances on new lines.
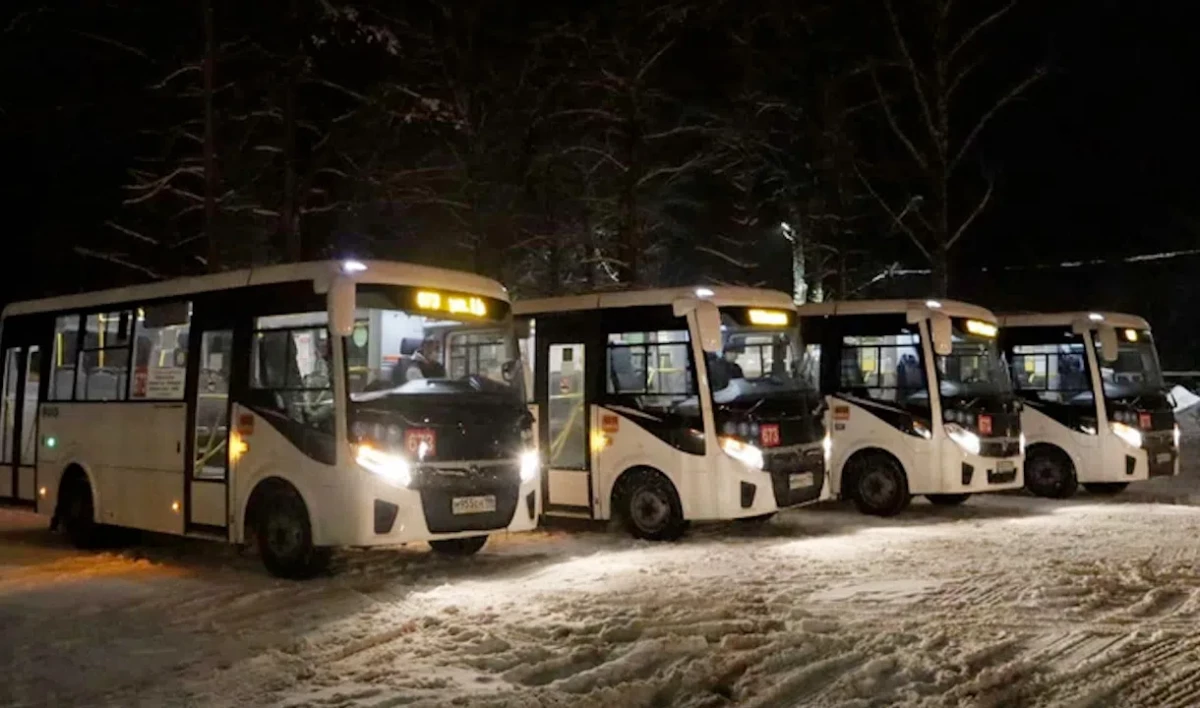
xmin=997 ymin=460 xmax=1016 ymax=472
xmin=451 ymin=495 xmax=496 ymax=515
xmin=1157 ymin=452 xmax=1173 ymax=464
xmin=789 ymin=472 xmax=815 ymax=490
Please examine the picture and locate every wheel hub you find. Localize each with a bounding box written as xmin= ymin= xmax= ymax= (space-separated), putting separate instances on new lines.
xmin=860 ymin=470 xmax=896 ymax=506
xmin=631 ymin=489 xmax=669 ymax=532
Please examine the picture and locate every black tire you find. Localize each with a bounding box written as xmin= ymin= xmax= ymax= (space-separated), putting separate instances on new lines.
xmin=429 ymin=536 xmax=488 ymax=556
xmin=618 ymin=470 xmax=688 ymax=541
xmin=1083 ymin=482 xmax=1129 ymax=495
xmin=1024 ymin=447 xmax=1078 ymax=499
xmin=255 ymin=484 xmax=331 ymax=580
xmin=60 ymin=476 xmax=100 ymax=549
xmin=848 ymin=453 xmax=911 ymax=517
xmin=926 ymin=494 xmax=970 ymax=506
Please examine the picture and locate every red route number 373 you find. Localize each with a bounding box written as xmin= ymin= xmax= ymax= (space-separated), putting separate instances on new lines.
xmin=759 ymin=424 xmax=781 ymax=448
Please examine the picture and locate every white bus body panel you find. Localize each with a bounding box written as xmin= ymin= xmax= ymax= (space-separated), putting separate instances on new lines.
xmin=38 ymin=402 xmax=188 ymax=535
xmin=827 ymin=398 xmax=1023 ymax=497
xmin=585 ymin=405 xmax=779 ymax=521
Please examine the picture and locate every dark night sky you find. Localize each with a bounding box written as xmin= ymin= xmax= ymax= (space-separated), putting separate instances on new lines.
xmin=3 ymin=2 xmax=1198 ymax=359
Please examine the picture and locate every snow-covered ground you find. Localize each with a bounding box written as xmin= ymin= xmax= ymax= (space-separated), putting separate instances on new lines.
xmin=3 ymin=420 xmax=1200 ymax=708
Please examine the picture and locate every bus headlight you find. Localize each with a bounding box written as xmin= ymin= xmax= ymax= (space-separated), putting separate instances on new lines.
xmin=519 ymin=449 xmax=540 ymax=482
xmin=1174 ymin=423 xmax=1181 ymax=449
xmin=945 ymin=423 xmax=981 ymax=455
xmin=720 ymin=436 xmax=764 ymax=470
xmin=356 ymin=444 xmax=412 ymax=487
xmin=822 ymin=432 xmax=832 ymax=462
xmin=1110 ymin=421 xmax=1143 ymax=449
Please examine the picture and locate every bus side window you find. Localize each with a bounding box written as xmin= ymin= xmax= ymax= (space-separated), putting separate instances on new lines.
xmin=250 ymin=316 xmax=335 ymax=434
xmin=838 ymin=333 xmax=926 ymax=405
xmin=49 ymin=314 xmax=81 ymax=401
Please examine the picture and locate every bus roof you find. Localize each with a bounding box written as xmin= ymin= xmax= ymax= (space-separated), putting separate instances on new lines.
xmin=796 ymin=298 xmax=998 ymax=323
xmin=1 ymin=259 xmax=510 ymax=318
xmin=998 ymin=311 xmax=1151 ymax=330
xmin=513 ymin=286 xmax=794 ymax=315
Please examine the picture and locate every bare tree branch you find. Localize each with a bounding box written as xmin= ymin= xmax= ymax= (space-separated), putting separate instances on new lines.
xmin=73 ymin=247 xmax=161 ymax=278
xmin=870 ymin=65 xmax=927 ymax=169
xmin=947 ymin=175 xmax=994 ymax=248
xmin=948 ymin=0 xmax=1016 ymax=64
xmin=104 ymin=220 xmax=158 ymax=245
xmin=71 ymin=30 xmax=148 ymax=59
xmin=884 ymin=0 xmax=938 ymax=151
xmin=854 ymin=163 xmax=930 ymax=261
xmin=950 ymin=66 xmax=1046 ymax=174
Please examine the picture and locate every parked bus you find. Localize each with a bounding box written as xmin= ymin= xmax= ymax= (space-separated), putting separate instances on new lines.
xmin=0 ymin=260 xmax=540 ymax=578
xmin=998 ymin=311 xmax=1180 ymax=497
xmin=796 ymin=299 xmax=1024 ymax=516
xmin=513 ymin=287 xmax=828 ymax=540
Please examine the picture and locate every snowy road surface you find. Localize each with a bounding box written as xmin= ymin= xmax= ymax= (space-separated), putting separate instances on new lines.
xmin=5 ymin=493 xmax=1200 ymax=708
xmin=2 ymin=420 xmax=1199 ymax=708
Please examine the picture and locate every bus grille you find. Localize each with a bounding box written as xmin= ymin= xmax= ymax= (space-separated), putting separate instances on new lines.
xmin=980 ymin=438 xmax=1020 ymax=458
xmin=764 ymin=448 xmax=825 ymax=507
xmin=416 ymin=463 xmax=521 ymax=533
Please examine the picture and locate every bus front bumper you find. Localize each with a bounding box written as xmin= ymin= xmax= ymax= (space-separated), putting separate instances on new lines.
xmin=316 ymin=466 xmax=541 ymax=547
xmin=943 ymin=450 xmax=1025 ymax=494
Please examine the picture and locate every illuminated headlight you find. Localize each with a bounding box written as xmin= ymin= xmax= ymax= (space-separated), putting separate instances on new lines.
xmin=720 ymin=436 xmax=764 ymax=470
xmin=912 ymin=420 xmax=933 ymax=440
xmin=1174 ymin=423 xmax=1181 ymax=449
xmin=822 ymin=432 xmax=833 ymax=462
xmin=519 ymin=449 xmax=540 ymax=482
xmin=1019 ymin=432 xmax=1027 ymax=455
xmin=356 ymin=444 xmax=412 ymax=487
xmin=945 ymin=423 xmax=981 ymax=455
xmin=1109 ymin=421 xmax=1143 ymax=449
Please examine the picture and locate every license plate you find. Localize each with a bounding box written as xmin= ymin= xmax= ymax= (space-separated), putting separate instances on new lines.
xmin=405 ymin=428 xmax=436 ymax=458
xmin=789 ymin=472 xmax=815 ymax=490
xmin=1156 ymin=452 xmax=1172 ymax=464
xmin=997 ymin=460 xmax=1015 ymax=472
xmin=451 ymin=495 xmax=496 ymax=515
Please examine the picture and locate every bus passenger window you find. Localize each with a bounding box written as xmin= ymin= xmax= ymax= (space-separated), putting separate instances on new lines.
xmin=605 ymin=331 xmax=696 ymax=410
xmin=838 ymin=333 xmax=927 ymax=406
xmin=76 ymin=311 xmax=134 ymax=401
xmin=250 ymin=316 xmax=335 ymax=434
xmin=131 ymin=303 xmax=191 ymax=401
xmin=49 ymin=315 xmax=81 ymax=401
xmin=1010 ymin=344 xmax=1092 ymax=403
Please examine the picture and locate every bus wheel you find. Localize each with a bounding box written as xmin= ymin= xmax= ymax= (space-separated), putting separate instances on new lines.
xmin=1025 ymin=447 xmax=1077 ymax=499
xmin=850 ymin=453 xmax=910 ymax=517
xmin=255 ymin=484 xmax=331 ymax=580
xmin=60 ymin=475 xmax=99 ymax=549
xmin=430 ymin=536 xmax=488 ymax=556
xmin=1083 ymin=482 xmax=1129 ymax=495
xmin=926 ymin=494 xmax=970 ymax=506
xmin=619 ymin=471 xmax=688 ymax=541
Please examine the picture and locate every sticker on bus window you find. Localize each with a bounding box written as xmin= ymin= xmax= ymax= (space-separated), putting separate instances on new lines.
xmin=405 ymin=428 xmax=437 ymax=459
xmin=979 ymin=415 xmax=993 ymax=436
xmin=1139 ymin=412 xmax=1152 ymax=430
xmin=601 ymin=414 xmax=619 ymax=433
xmin=132 ymin=366 xmax=149 ymax=398
xmin=833 ymin=405 xmax=850 ymax=421
xmin=760 ymin=424 xmax=781 ymax=447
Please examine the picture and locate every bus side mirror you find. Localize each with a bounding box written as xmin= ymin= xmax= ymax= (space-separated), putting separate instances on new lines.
xmin=328 ymin=277 xmax=356 ymax=336
xmin=1097 ymin=325 xmax=1119 ymax=363
xmin=930 ymin=312 xmax=953 ymax=356
xmin=694 ymin=301 xmax=722 ymax=352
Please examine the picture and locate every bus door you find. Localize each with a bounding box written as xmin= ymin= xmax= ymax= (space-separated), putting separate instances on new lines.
xmin=537 ymin=332 xmax=593 ymax=516
xmin=184 ymin=310 xmax=239 ymax=535
xmin=0 ymin=327 xmax=44 ymax=506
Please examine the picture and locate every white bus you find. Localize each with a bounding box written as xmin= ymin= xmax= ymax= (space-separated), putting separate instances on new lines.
xmin=0 ymin=260 xmax=540 ymax=578
xmin=513 ymin=287 xmax=829 ymax=540
xmin=796 ymin=299 xmax=1024 ymax=515
xmin=998 ymin=311 xmax=1180 ymax=497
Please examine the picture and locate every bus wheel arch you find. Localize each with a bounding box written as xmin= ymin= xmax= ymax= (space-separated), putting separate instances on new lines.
xmin=1024 ymin=443 xmax=1078 ymax=499
xmin=244 ymin=477 xmax=331 ymax=579
xmin=611 ymin=466 xmax=688 ymax=541
xmin=842 ymin=448 xmax=911 ymax=517
xmin=55 ymin=463 xmax=100 ymax=547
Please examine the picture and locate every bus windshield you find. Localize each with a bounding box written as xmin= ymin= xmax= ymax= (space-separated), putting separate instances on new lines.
xmin=1096 ymin=331 xmax=1165 ymax=399
xmin=707 ymin=308 xmax=815 ymax=405
xmin=345 ymin=285 xmax=523 ymax=402
xmin=936 ymin=320 xmax=1012 ymax=398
